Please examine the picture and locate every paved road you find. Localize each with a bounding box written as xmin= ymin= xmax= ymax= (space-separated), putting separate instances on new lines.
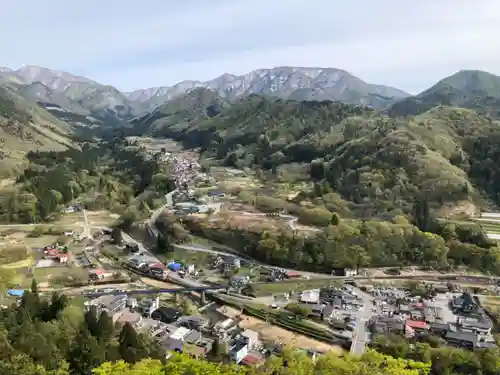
xmin=147 ymin=189 xmax=178 ymax=237
xmin=82 ymin=209 xmax=92 ymax=239
xmin=346 ymin=285 xmax=375 ymax=355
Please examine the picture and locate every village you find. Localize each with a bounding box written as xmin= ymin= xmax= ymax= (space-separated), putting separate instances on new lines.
xmin=2 ymin=137 xmax=500 ymax=367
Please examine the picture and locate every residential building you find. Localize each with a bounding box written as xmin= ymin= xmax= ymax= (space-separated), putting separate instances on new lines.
xmin=430 ymin=322 xmax=453 ymax=336
xmin=445 ymin=331 xmax=497 ymax=349
xmin=229 ymin=341 xmax=248 ymax=364
xmin=177 ymin=315 xmax=209 ymax=330
xmin=89 ymin=268 xmax=113 ymax=280
xmin=84 ymin=295 xmax=127 ymax=317
xmin=459 ymin=316 xmax=493 ymax=335
xmin=138 ymin=298 xmax=160 ymax=317
xmin=151 ymin=307 xmax=182 ymax=323
xmin=241 ymin=329 xmax=259 ymax=349
xmin=369 ymin=316 xmax=404 ymax=334
xmin=300 ymin=289 xmax=320 ymax=304
xmin=149 ymin=262 xmax=168 ymax=278
xmin=331 ymin=268 xmax=358 ymax=277
xmin=451 ymin=293 xmax=476 ymax=313
xmin=115 ymin=311 xmax=143 ymax=328
xmin=44 ymin=248 xmax=69 ymax=263
xmin=240 ymin=353 xmax=264 ymax=367
xmin=405 ymin=320 xmax=429 ymax=332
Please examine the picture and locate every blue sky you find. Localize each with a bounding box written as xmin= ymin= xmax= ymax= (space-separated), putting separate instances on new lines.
xmin=1 ymin=0 xmax=499 ymax=93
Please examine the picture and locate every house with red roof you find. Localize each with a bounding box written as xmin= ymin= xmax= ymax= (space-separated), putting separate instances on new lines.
xmin=43 ymin=248 xmax=69 ymax=263
xmin=405 ymin=319 xmax=429 ymax=332
xmin=89 ymin=268 xmax=113 ymax=280
xmin=149 ymin=262 xmax=168 ymax=278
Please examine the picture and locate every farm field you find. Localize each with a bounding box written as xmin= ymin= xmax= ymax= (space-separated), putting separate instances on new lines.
xmin=218 ymin=305 xmax=344 ymax=354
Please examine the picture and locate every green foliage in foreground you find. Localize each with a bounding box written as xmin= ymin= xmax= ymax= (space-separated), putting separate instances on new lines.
xmin=92 ymin=350 xmax=429 ymax=375
xmin=0 ymin=287 xmax=164 ymax=375
xmin=370 ymin=332 xmax=500 ymax=375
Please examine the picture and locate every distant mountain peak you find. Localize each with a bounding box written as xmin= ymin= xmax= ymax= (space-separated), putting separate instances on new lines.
xmin=389 ymin=69 xmax=500 ymax=117
xmin=128 ymin=66 xmax=410 ymax=111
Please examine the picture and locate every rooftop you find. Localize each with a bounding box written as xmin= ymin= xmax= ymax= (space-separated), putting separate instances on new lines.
xmin=115 ymin=311 xmax=142 ymax=326
xmin=241 ymin=329 xmax=259 ymax=343
xmin=90 ymin=268 xmax=106 ymax=275
xmin=241 ymin=353 xmax=263 ymax=365
xmin=230 ymin=341 xmax=248 ymax=353
xmin=170 ymin=326 xmax=191 ymax=341
xmin=149 ymin=262 xmax=166 ymax=269
xmin=446 ymin=330 xmax=478 ymax=343
xmin=405 ymin=320 xmax=429 ymax=330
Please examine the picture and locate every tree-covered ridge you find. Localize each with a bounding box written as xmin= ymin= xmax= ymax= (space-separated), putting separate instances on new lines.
xmin=133 ymin=87 xmax=229 ymax=136
xmin=0 ymin=85 xmax=74 ymax=177
xmin=389 ymin=70 xmax=500 ymax=118
xmin=136 ymin=90 xmax=500 ymax=214
xmin=0 ymin=137 xmax=174 ymax=224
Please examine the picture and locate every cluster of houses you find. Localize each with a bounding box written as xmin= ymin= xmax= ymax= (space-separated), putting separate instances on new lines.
xmin=167 ymin=154 xmax=204 ymax=192
xmin=369 ymin=292 xmax=497 ymax=349
xmin=126 ymin=243 xmax=195 ymax=280
xmin=35 ymin=243 xmax=70 ymax=267
xmin=83 ymin=293 xmax=266 ymax=366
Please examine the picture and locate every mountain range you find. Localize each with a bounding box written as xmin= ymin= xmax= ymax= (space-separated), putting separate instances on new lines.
xmin=0 ymin=65 xmax=411 ymax=125
xmin=3 ymin=62 xmax=500 ymax=215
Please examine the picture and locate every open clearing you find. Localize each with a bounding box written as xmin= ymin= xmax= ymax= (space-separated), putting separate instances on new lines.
xmin=219 ymin=305 xmax=344 ymax=354
xmin=249 ymin=279 xmax=341 ymax=297
xmin=86 ymin=210 xmax=119 ymax=227
xmin=481 ymin=296 xmax=500 ymax=310
xmin=126 ymin=136 xmax=184 ymax=153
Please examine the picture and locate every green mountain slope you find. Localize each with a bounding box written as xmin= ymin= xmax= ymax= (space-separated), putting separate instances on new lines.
xmin=133 ymin=88 xmax=230 ymax=136
xmin=136 ymin=91 xmax=500 ymax=215
xmin=0 ymin=85 xmax=74 ymax=176
xmin=389 ymin=70 xmax=500 ymax=118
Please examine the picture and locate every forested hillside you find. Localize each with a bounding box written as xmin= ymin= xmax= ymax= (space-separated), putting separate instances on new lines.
xmin=0 ymin=137 xmax=174 ymax=224
xmin=0 ymin=85 xmax=74 ymax=177
xmin=389 ymin=70 xmax=500 ymax=118
xmin=135 ymin=89 xmax=500 ymax=216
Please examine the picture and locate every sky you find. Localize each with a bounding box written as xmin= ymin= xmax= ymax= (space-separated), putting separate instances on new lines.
xmin=1 ymin=0 xmax=500 ymax=93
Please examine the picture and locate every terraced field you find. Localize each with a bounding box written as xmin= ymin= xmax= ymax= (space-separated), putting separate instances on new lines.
xmin=472 ymin=213 xmax=500 ymax=239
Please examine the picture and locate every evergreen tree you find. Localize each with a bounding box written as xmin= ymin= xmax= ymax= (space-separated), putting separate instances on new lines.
xmin=68 ymin=328 xmax=104 ymax=375
xmin=330 ymin=213 xmax=340 ymax=226
xmin=96 ymin=311 xmax=114 ymax=343
xmin=118 ymin=323 xmax=146 ymax=364
xmin=111 ymin=228 xmax=122 ymax=245
xmin=84 ymin=310 xmax=99 ymax=338
xmin=30 ymin=279 xmax=38 ymax=295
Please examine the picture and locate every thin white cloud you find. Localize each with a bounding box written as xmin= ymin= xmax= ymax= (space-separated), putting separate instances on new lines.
xmin=1 ymin=0 xmax=499 ymax=93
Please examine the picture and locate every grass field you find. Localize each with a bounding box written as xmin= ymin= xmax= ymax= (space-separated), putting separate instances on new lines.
xmin=86 ymin=210 xmax=119 ymax=227
xmin=474 ymin=220 xmax=500 ymax=234
xmin=156 ymin=247 xmax=216 ymax=267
